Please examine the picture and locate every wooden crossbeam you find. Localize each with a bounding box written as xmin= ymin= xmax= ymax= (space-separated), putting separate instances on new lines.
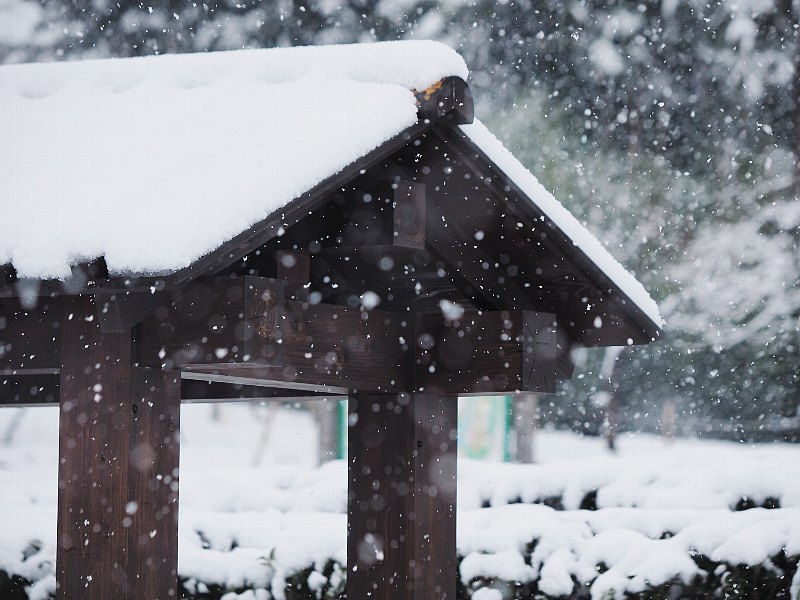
xmin=135 ymin=276 xmax=412 ymax=393
xmin=2 ymin=279 xmax=570 ymax=401
xmin=393 ymin=181 xmax=426 ymax=249
xmin=0 ymin=372 xmax=59 ymax=406
xmin=415 ymin=309 xmax=567 ymax=394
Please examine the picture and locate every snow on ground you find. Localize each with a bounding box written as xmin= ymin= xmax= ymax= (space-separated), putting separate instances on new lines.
xmin=0 ymin=404 xmax=798 ymax=598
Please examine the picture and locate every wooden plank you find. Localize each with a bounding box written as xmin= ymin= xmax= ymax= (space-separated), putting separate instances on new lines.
xmin=0 ymin=373 xmax=59 ymax=406
xmin=276 ymin=251 xmax=310 ymax=301
xmin=180 ymin=368 xmax=348 ymax=394
xmin=57 ymin=296 xmax=179 ymax=599
xmin=180 ymin=378 xmax=331 ymax=401
xmin=96 ymin=291 xmax=169 ymax=333
xmin=137 ymin=276 xmax=411 ymax=393
xmin=0 ymin=298 xmax=61 ymax=371
xmin=57 ymin=295 xmax=134 ymax=598
xmin=415 ymin=309 xmax=562 ymax=394
xmin=127 ymin=368 xmax=180 ymax=598
xmin=393 ymin=181 xmax=426 ymax=249
xmin=135 ymin=276 xmax=285 ymax=366
xmin=347 ymin=393 xmax=458 ymax=599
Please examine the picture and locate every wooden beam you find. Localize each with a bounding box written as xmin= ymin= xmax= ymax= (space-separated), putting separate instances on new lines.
xmin=57 ymin=296 xmax=179 ymax=599
xmin=180 ymin=378 xmax=331 ymax=402
xmin=0 ymin=298 xmax=61 ymax=371
xmin=415 ymin=309 xmax=565 ymax=394
xmin=96 ymin=291 xmax=169 ymax=333
xmin=0 ymin=373 xmax=58 ymax=406
xmin=136 ymin=276 xmax=411 ymax=393
xmin=347 ymin=393 xmax=458 ymax=599
xmin=393 ymin=181 xmax=426 ymax=249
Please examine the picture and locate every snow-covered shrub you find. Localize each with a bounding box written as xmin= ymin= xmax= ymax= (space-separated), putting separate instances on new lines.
xmin=282 ymin=560 xmax=345 ymax=600
xmin=0 ymin=570 xmax=33 ymax=600
xmin=459 ymin=551 xmax=800 ymax=599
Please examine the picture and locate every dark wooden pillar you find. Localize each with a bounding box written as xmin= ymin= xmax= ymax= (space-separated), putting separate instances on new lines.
xmin=347 ymin=393 xmax=458 ymax=599
xmin=57 ymin=295 xmax=180 ymax=599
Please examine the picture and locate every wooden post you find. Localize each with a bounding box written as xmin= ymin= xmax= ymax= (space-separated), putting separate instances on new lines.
xmin=57 ymin=295 xmax=180 ymax=599
xmin=347 ymin=393 xmax=457 ymax=599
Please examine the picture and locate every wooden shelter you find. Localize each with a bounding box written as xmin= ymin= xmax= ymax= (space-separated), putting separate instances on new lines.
xmin=0 ymin=41 xmax=661 ymax=599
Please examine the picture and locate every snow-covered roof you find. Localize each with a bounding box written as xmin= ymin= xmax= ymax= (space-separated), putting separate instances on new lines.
xmin=0 ymin=41 xmax=467 ymax=279
xmin=0 ymin=41 xmax=661 ymax=328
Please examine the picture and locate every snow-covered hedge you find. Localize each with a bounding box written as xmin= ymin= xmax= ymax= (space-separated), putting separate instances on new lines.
xmin=3 ymin=408 xmax=799 ymax=599
xmin=4 ymin=505 xmax=798 ymax=599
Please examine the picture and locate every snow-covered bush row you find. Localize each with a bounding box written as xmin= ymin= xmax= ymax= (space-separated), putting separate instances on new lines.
xmin=4 ymin=504 xmax=798 ymax=599
xmin=459 ymin=504 xmax=800 ymax=599
xmin=459 ymin=437 xmax=800 ymax=511
xmin=3 ymin=409 xmax=799 ymax=599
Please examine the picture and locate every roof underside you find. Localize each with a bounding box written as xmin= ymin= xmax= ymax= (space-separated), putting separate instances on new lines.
xmin=210 ymin=123 xmax=661 ymax=345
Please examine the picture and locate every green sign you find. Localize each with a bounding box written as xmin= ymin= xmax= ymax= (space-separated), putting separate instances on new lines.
xmin=458 ymin=396 xmax=512 ymax=462
xmin=337 ymin=396 xmax=513 ymax=462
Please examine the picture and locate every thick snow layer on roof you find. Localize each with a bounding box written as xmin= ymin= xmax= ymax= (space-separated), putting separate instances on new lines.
xmin=460 ymin=120 xmax=664 ymax=329
xmin=0 ymin=41 xmax=467 ymax=279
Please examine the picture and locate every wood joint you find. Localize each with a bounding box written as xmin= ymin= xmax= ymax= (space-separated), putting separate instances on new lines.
xmin=415 ymin=76 xmax=474 ymax=125
xmin=393 ymin=181 xmax=426 ymax=249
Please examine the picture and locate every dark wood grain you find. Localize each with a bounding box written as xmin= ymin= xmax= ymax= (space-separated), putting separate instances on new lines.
xmin=136 ymin=276 xmax=411 ymax=393
xmin=347 ymin=393 xmax=458 ymax=600
xmin=96 ymin=291 xmax=169 ymax=333
xmin=393 ymin=181 xmax=426 ymax=249
xmin=57 ymin=295 xmax=134 ymax=599
xmin=57 ymin=295 xmax=179 ymax=599
xmin=127 ymin=368 xmax=180 ymax=599
xmin=0 ymin=373 xmax=59 ymax=406
xmin=415 ymin=309 xmax=563 ymax=394
xmin=0 ymin=297 xmax=61 ymax=371
xmin=276 ymin=251 xmax=310 ymax=301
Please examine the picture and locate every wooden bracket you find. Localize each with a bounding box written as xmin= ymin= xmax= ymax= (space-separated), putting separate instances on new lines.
xmin=393 ymin=181 xmax=426 ymax=249
xmin=276 ymin=250 xmax=310 ymax=301
xmin=96 ymin=290 xmax=169 ymax=333
xmin=415 ymin=309 xmax=564 ymax=394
